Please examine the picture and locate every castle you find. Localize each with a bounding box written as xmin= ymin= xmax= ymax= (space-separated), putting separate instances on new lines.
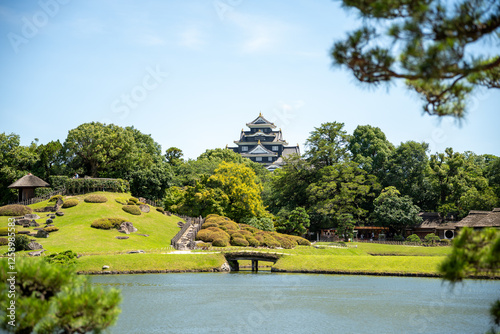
xmin=227 ymin=113 xmax=300 ymax=171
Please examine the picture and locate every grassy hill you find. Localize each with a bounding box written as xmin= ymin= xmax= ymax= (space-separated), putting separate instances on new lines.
xmin=0 ymin=192 xmax=181 ymax=254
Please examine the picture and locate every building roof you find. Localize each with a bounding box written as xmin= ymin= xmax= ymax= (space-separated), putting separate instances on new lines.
xmin=246 ymin=113 xmax=276 ymax=128
xmin=455 ymin=209 xmax=500 ymax=228
xmin=242 ymin=142 xmax=277 ymax=156
xmin=414 ymin=212 xmax=457 ymax=230
xmin=8 ymin=174 xmax=50 ymax=189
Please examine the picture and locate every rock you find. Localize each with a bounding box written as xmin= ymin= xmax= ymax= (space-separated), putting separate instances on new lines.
xmin=46 ymin=218 xmax=53 ymax=225
xmin=16 ymin=219 xmax=29 ymax=226
xmin=28 ymin=250 xmax=45 ymax=256
xmin=28 ymin=241 xmax=43 ymax=250
xmin=177 ymin=221 xmax=185 ymax=228
xmin=35 ymin=230 xmax=49 ymax=238
xmin=24 ymin=214 xmax=40 ymax=220
xmin=138 ymin=197 xmax=147 ymax=203
xmin=136 ymin=234 xmax=149 ymax=237
xmin=34 ymin=227 xmax=44 ymax=231
xmin=166 ymin=212 xmax=172 ymax=216
xmin=115 ymin=236 xmax=129 ymax=239
xmin=30 ymin=220 xmax=39 ymax=227
xmin=50 ymin=214 xmax=56 ymax=219
xmin=55 ymin=211 xmax=64 ymax=216
xmin=18 ymin=230 xmax=30 ymax=235
xmin=102 ymin=265 xmax=110 ymax=270
xmin=117 ymin=222 xmax=137 ymax=234
xmin=220 ymin=262 xmax=231 ymax=272
xmin=127 ymin=250 xmax=145 ymax=254
xmin=139 ymin=204 xmax=150 ymax=213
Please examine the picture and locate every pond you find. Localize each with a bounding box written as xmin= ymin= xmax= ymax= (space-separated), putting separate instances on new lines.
xmin=92 ymin=272 xmax=499 ymax=334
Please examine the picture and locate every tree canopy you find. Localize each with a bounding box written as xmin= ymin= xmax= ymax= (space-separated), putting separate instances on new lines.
xmin=332 ymin=0 xmax=500 ymax=117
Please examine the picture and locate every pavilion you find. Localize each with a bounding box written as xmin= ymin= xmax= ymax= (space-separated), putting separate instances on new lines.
xmin=8 ymin=173 xmax=50 ymax=202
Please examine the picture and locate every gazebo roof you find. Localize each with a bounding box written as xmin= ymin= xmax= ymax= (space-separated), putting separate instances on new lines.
xmin=8 ymin=174 xmax=50 ymax=189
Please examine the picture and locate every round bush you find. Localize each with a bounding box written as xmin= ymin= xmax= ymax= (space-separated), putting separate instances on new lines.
xmin=84 ymin=194 xmax=108 ymax=203
xmin=115 ymin=198 xmax=128 ymax=205
xmin=0 ymin=237 xmax=8 ymax=246
xmin=254 ymin=235 xmax=264 ymax=243
xmin=156 ymin=207 xmax=165 ymax=214
xmin=273 ymin=234 xmax=297 ymax=249
xmin=247 ymin=237 xmax=260 ymax=247
xmin=196 ymin=229 xmax=212 ymax=242
xmin=232 ymin=237 xmax=249 ymax=247
xmin=44 ymin=226 xmax=59 ymax=233
xmin=122 ymin=205 xmax=141 ymax=215
xmin=129 ymin=197 xmax=139 ymax=204
xmin=0 ymin=204 xmax=32 ymax=216
xmin=262 ymin=235 xmax=280 ymax=248
xmin=237 ymin=230 xmax=253 ymax=237
xmin=48 ymin=195 xmax=64 ymax=202
xmin=406 ymin=234 xmax=421 ymax=243
xmin=230 ymin=232 xmax=244 ymax=240
xmin=91 ymin=217 xmax=127 ymax=230
xmin=62 ymin=198 xmax=79 ymax=208
xmin=196 ymin=242 xmax=211 ymax=249
xmin=212 ymin=238 xmax=229 ymax=247
xmin=202 ymin=222 xmax=219 ymax=229
xmin=45 ymin=250 xmax=78 ymax=265
xmin=292 ymin=236 xmax=311 ymax=246
xmin=14 ymin=235 xmax=30 ymax=252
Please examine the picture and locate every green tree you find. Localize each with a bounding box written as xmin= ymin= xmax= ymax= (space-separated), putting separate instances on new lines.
xmin=0 ymin=259 xmax=121 ymax=334
xmin=275 ymin=207 xmax=310 ymax=236
xmin=440 ymin=228 xmax=500 ymax=332
xmin=129 ymin=163 xmax=173 ymax=200
xmin=33 ymin=140 xmax=63 ymax=180
xmin=63 ymin=122 xmax=135 ymax=177
xmin=336 ymin=213 xmax=355 ymax=242
xmin=165 ymin=147 xmax=184 ymax=166
xmin=305 ymin=122 xmax=350 ymax=168
xmin=331 ymin=0 xmax=500 ymax=117
xmin=307 ymin=162 xmax=380 ymax=227
xmin=349 ymin=125 xmax=394 ymax=180
xmin=372 ymin=186 xmax=423 ymax=236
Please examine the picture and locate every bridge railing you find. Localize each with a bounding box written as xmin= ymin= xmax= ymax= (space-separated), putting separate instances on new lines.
xmin=170 ymin=216 xmax=205 ymax=250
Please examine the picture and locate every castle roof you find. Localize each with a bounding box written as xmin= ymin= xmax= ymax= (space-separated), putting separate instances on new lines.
xmin=246 ymin=113 xmax=276 ymax=128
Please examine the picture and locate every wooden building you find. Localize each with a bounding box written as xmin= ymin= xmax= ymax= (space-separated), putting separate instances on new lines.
xmin=227 ymin=113 xmax=300 ymax=170
xmin=8 ymin=173 xmax=50 ymax=202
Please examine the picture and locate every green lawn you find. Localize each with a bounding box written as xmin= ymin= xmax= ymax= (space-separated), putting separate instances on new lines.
xmin=273 ymin=255 xmax=445 ymax=275
xmin=0 ymin=192 xmax=182 ymax=254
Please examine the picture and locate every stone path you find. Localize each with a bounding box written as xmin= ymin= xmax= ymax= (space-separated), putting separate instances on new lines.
xmin=176 ymin=223 xmax=198 ymax=250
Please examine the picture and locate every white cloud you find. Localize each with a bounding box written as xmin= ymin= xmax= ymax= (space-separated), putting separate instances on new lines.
xmin=179 ymin=27 xmax=206 ymax=49
xmin=228 ymin=12 xmax=295 ymax=53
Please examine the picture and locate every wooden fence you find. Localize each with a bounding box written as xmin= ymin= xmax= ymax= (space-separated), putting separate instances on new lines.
xmin=11 ymin=189 xmax=65 ymax=206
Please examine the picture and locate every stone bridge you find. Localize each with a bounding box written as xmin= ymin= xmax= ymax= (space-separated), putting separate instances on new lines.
xmin=223 ymin=251 xmax=284 ymax=271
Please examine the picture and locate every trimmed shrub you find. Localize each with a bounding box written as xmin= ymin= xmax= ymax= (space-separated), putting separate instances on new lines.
xmin=196 ymin=229 xmax=212 ymax=242
xmin=237 ymin=230 xmax=253 ymax=237
xmin=212 ymin=238 xmax=229 ymax=247
xmin=291 ymin=235 xmax=311 ymax=246
xmin=205 ymin=214 xmax=219 ymax=220
xmin=230 ymin=232 xmax=244 ymax=240
xmin=45 ymin=250 xmax=78 ymax=265
xmin=247 ymin=237 xmax=260 ymax=247
xmin=156 ymin=207 xmax=165 ymax=214
xmin=0 ymin=227 xmax=17 ymax=236
xmin=440 ymin=239 xmax=451 ymax=245
xmin=196 ymin=242 xmax=211 ymax=249
xmin=44 ymin=226 xmax=59 ymax=233
xmin=91 ymin=218 xmax=127 ymax=230
xmin=0 ymin=238 xmax=8 ymax=246
xmin=48 ymin=195 xmax=64 ymax=202
xmin=273 ymin=234 xmax=297 ymax=249
xmin=129 ymin=197 xmax=139 ymax=204
xmin=84 ymin=194 xmax=108 ymax=203
xmin=254 ymin=234 xmax=264 ymax=243
xmin=122 ymin=205 xmax=141 ymax=215
xmin=394 ymin=235 xmax=405 ymax=242
xmin=0 ymin=204 xmax=32 ymax=216
xmin=202 ymin=222 xmax=219 ymax=229
xmin=115 ymin=198 xmax=128 ymax=205
xmin=14 ymin=235 xmax=30 ymax=252
xmin=232 ymin=237 xmax=249 ymax=247
xmin=62 ymin=198 xmax=79 ymax=208
xmin=262 ymin=235 xmax=280 ymax=248
xmin=406 ymin=234 xmax=421 ymax=243
xmin=424 ymin=233 xmax=440 ymax=244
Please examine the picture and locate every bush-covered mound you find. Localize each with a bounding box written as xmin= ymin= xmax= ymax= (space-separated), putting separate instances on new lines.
xmin=45 ymin=250 xmax=78 ymax=265
xmin=48 ymin=195 xmax=64 ymax=202
xmin=91 ymin=217 xmax=128 ymax=230
xmin=44 ymin=226 xmax=59 ymax=233
xmin=156 ymin=207 xmax=165 ymax=214
xmin=195 ymin=214 xmax=311 ymax=249
xmin=115 ymin=198 xmax=128 ymax=205
xmin=84 ymin=194 xmax=108 ymax=203
xmin=122 ymin=205 xmax=141 ymax=215
xmin=62 ymin=199 xmax=79 ymax=208
xmin=0 ymin=227 xmax=17 ymax=236
xmin=0 ymin=204 xmax=32 ymax=216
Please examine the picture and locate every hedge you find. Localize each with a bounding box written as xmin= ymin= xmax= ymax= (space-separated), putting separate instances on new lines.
xmin=0 ymin=205 xmax=32 ymax=216
xmin=91 ymin=218 xmax=127 ymax=230
xmin=232 ymin=237 xmax=249 ymax=247
xmin=65 ymin=178 xmax=130 ymax=194
xmin=122 ymin=205 xmax=141 ymax=215
xmin=62 ymin=199 xmax=79 ymax=208
xmin=84 ymin=194 xmax=108 ymax=203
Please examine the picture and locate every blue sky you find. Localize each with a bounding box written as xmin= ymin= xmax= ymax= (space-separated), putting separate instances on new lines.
xmin=1 ymin=0 xmax=499 ymax=159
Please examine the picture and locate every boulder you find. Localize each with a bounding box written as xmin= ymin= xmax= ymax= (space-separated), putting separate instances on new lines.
xmin=28 ymin=241 xmax=43 ymax=250
xmin=55 ymin=212 xmax=64 ymax=216
xmin=115 ymin=236 xmax=129 ymax=239
xmin=102 ymin=265 xmax=110 ymax=270
xmin=166 ymin=212 xmax=172 ymax=216
xmin=30 ymin=220 xmax=39 ymax=227
xmin=35 ymin=230 xmax=49 ymax=238
xmin=28 ymin=250 xmax=45 ymax=256
xmin=117 ymin=222 xmax=137 ymax=234
xmin=136 ymin=234 xmax=149 ymax=237
xmin=220 ymin=262 xmax=231 ymax=272
xmin=46 ymin=218 xmax=53 ymax=225
xmin=139 ymin=204 xmax=150 ymax=213
xmin=56 ymin=197 xmax=63 ymax=209
xmin=50 ymin=214 xmax=56 ymax=219
xmin=24 ymin=214 xmax=40 ymax=220
xmin=16 ymin=219 xmax=29 ymax=226
xmin=127 ymin=250 xmax=145 ymax=254
xmin=17 ymin=230 xmax=30 ymax=235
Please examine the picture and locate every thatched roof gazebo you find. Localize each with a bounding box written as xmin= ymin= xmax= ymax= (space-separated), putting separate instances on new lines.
xmin=8 ymin=173 xmax=50 ymax=202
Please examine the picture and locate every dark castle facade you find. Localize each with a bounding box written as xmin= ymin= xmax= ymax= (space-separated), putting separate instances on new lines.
xmin=227 ymin=113 xmax=300 ymax=171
